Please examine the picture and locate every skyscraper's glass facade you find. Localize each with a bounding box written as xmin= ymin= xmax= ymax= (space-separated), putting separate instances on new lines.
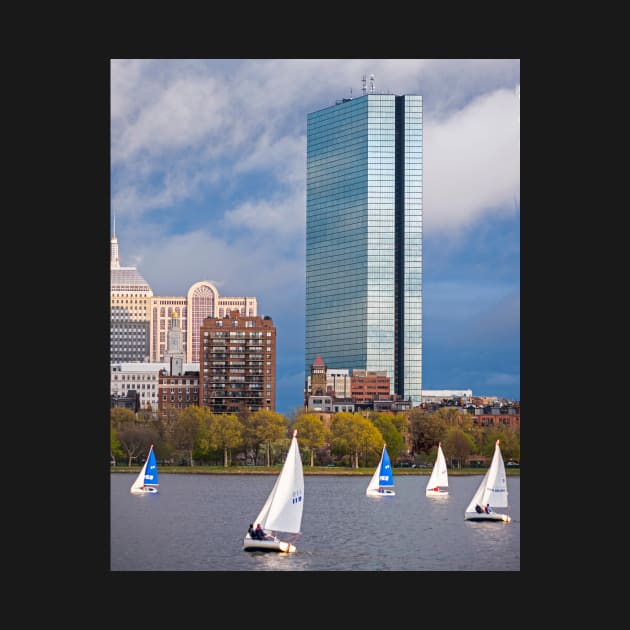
xmin=306 ymin=93 xmax=422 ymax=405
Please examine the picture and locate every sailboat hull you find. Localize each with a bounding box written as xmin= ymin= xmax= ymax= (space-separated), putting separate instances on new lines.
xmin=243 ymin=535 xmax=296 ymax=553
xmin=131 ymin=486 xmax=158 ymax=495
xmin=426 ymin=488 xmax=448 ymax=497
xmin=366 ymin=488 xmax=395 ymax=497
xmin=464 ymin=511 xmax=511 ymax=522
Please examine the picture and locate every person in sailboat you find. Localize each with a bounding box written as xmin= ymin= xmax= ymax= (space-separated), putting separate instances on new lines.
xmin=247 ymin=523 xmax=255 ymax=538
xmin=255 ymin=523 xmax=267 ymax=540
xmin=475 ymin=504 xmax=483 ymax=513
xmin=484 ymin=503 xmax=493 ymax=514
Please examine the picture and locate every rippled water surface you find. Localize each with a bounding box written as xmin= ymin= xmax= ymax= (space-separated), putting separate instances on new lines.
xmin=110 ymin=473 xmax=520 ymax=571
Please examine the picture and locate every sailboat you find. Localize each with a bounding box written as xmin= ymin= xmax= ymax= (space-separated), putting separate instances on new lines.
xmin=130 ymin=444 xmax=159 ymax=494
xmin=426 ymin=442 xmax=448 ymax=496
xmin=243 ymin=429 xmax=304 ymax=553
xmin=464 ymin=439 xmax=511 ymax=522
xmin=366 ymin=444 xmax=395 ymax=497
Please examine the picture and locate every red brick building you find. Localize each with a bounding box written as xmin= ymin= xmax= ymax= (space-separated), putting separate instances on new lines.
xmin=200 ymin=310 xmax=276 ymax=413
xmin=350 ymin=370 xmax=391 ymax=403
xmin=157 ymin=369 xmax=200 ymax=419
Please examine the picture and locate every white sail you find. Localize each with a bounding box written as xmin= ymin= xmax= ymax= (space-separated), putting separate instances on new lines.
xmin=253 ymin=476 xmax=279 ymax=529
xmin=366 ymin=462 xmax=381 ymax=494
xmin=256 ymin=431 xmax=304 ymax=534
xmin=130 ymin=455 xmax=149 ymax=493
xmin=426 ymin=443 xmax=448 ymax=494
xmin=465 ymin=440 xmax=509 ymax=514
xmin=482 ymin=440 xmax=509 ymax=508
xmin=465 ymin=468 xmax=490 ymax=513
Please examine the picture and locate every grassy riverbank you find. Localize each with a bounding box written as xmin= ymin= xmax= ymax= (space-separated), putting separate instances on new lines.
xmin=111 ymin=465 xmax=520 ymax=476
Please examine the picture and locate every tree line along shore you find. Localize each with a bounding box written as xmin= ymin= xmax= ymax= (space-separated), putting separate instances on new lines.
xmin=110 ymin=465 xmax=520 ymax=476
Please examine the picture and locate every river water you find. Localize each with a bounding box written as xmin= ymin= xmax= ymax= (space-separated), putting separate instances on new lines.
xmin=110 ymin=473 xmax=520 ymax=571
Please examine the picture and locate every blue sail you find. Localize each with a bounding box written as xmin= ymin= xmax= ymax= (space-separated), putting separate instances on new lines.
xmin=143 ymin=446 xmax=159 ymax=486
xmin=378 ymin=447 xmax=394 ymax=488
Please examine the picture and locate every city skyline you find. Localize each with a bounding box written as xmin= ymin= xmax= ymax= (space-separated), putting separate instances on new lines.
xmin=111 ymin=59 xmax=520 ymax=414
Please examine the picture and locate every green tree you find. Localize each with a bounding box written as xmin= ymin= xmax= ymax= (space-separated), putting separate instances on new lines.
xmin=442 ymin=429 xmax=476 ymax=469
xmin=208 ymin=413 xmax=244 ymax=467
xmin=239 ymin=410 xmax=261 ymax=464
xmin=499 ymin=428 xmax=520 ymax=463
xmin=116 ymin=423 xmax=159 ymax=466
xmin=369 ymin=412 xmax=404 ymax=463
xmin=110 ymin=407 xmax=136 ymax=429
xmin=110 ymin=426 xmax=124 ymax=463
xmin=408 ymin=408 xmax=447 ymax=453
xmin=173 ymin=406 xmax=206 ymax=466
xmin=250 ymin=410 xmax=287 ymax=465
xmin=330 ymin=412 xmax=382 ymax=468
xmin=433 ymin=406 xmax=473 ymax=429
xmin=293 ymin=413 xmax=327 ymax=466
xmin=389 ymin=411 xmax=411 ymax=436
xmin=136 ymin=406 xmax=156 ymax=425
xmin=482 ymin=430 xmax=520 ymax=463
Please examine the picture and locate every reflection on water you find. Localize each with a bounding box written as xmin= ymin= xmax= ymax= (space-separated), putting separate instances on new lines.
xmin=111 ymin=473 xmax=519 ymax=571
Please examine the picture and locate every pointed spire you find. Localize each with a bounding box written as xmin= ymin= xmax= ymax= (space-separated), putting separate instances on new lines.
xmin=110 ymin=211 xmax=120 ymax=270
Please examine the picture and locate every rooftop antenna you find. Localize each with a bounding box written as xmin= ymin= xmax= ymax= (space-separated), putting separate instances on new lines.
xmin=369 ymin=74 xmax=375 ymax=94
xmin=362 ymin=75 xmax=367 ymax=96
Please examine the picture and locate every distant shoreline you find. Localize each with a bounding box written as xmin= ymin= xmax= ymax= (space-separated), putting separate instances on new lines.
xmin=110 ymin=466 xmax=519 ymax=477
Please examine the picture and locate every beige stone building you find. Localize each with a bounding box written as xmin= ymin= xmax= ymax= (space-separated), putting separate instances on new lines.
xmin=110 ymin=226 xmax=258 ymax=365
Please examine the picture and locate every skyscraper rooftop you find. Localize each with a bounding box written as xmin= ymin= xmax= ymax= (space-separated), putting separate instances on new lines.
xmin=110 ymin=217 xmax=153 ymax=295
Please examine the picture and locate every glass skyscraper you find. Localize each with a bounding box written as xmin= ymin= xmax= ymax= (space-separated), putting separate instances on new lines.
xmin=305 ymin=92 xmax=422 ymax=405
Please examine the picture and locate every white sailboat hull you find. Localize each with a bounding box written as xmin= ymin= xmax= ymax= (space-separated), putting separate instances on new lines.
xmin=366 ymin=488 xmax=395 ymax=497
xmin=426 ymin=488 xmax=448 ymax=497
xmin=464 ymin=511 xmax=511 ymax=523
xmin=130 ymin=486 xmax=158 ymax=494
xmin=243 ymin=534 xmax=296 ymax=553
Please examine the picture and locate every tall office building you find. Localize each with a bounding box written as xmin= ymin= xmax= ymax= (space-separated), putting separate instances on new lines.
xmin=305 ymin=85 xmax=423 ymax=405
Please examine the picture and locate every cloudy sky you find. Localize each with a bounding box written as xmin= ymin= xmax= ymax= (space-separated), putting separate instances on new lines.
xmin=110 ymin=59 xmax=520 ymax=414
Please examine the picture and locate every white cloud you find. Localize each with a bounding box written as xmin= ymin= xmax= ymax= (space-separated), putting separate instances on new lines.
xmin=224 ymin=188 xmax=306 ymax=236
xmin=111 ymin=60 xmax=520 ymax=234
xmin=234 ymin=133 xmax=306 ymax=186
xmin=112 ymin=76 xmax=229 ymax=162
xmin=424 ymin=85 xmax=520 ymax=235
xmin=135 ymin=229 xmax=304 ymax=303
